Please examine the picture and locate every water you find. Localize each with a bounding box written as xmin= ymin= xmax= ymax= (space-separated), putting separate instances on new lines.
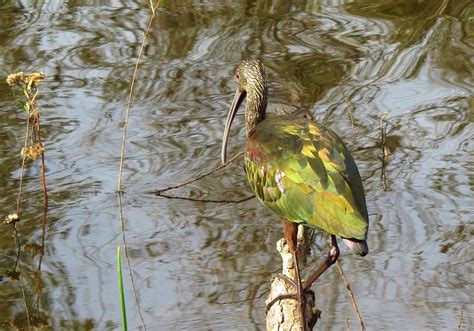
xmin=0 ymin=1 xmax=472 ymax=329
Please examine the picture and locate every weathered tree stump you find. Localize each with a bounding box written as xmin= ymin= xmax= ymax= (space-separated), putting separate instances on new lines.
xmin=266 ymin=226 xmax=321 ymax=330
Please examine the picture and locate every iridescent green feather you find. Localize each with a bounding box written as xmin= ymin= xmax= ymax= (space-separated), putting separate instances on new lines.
xmin=245 ymin=115 xmax=368 ymax=240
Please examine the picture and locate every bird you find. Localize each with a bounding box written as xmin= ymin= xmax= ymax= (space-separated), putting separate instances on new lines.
xmin=221 ymin=59 xmax=369 ymax=329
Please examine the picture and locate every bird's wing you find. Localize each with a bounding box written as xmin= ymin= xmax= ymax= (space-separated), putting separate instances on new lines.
xmin=245 ymin=116 xmax=368 ymax=240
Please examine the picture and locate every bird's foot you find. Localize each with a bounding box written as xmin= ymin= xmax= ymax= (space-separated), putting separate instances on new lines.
xmin=302 ymin=238 xmax=340 ymax=290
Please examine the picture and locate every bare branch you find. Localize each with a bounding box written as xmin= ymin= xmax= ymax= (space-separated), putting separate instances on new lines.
xmin=335 ymin=261 xmax=366 ymax=331
xmin=154 ymin=152 xmax=244 ymax=194
xmin=456 ymin=308 xmax=463 ymax=331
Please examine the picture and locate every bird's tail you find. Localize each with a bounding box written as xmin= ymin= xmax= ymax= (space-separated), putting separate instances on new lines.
xmin=342 ymin=238 xmax=368 ymax=256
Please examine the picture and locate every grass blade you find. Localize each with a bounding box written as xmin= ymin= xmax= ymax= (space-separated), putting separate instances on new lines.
xmin=117 ymin=246 xmax=127 ymax=331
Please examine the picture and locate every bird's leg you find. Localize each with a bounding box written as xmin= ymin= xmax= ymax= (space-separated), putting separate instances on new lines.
xmin=266 ymin=220 xmax=308 ymax=330
xmin=302 ymin=235 xmax=340 ymax=290
xmin=292 ymin=239 xmax=308 ymax=331
xmin=284 ymin=220 xmax=307 ymax=328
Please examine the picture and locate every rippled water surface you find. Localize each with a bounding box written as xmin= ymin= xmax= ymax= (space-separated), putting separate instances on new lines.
xmin=0 ymin=1 xmax=472 ymax=330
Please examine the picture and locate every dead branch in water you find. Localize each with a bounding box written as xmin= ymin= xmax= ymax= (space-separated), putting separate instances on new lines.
xmin=156 ymin=192 xmax=253 ymax=204
xmin=153 ymin=151 xmax=244 ymax=195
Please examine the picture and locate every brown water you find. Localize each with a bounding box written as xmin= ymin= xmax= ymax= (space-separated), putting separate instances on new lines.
xmin=0 ymin=1 xmax=472 ymax=330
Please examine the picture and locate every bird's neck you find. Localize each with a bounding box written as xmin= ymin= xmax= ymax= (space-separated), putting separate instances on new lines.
xmin=245 ymin=87 xmax=267 ymax=136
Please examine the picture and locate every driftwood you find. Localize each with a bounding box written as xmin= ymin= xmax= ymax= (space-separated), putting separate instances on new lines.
xmin=266 ymin=225 xmax=321 ymax=330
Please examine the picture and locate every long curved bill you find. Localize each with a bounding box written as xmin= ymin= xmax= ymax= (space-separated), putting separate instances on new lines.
xmin=221 ymin=88 xmax=246 ymax=164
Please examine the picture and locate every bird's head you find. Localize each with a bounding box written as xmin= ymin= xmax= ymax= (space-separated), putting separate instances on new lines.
xmin=234 ymin=59 xmax=266 ymax=94
xmin=221 ymin=59 xmax=268 ymax=164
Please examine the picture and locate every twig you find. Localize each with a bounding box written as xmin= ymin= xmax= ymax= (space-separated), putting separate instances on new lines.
xmin=380 ymin=112 xmax=389 ymax=191
xmin=154 ymin=152 xmax=244 ymax=194
xmin=456 ymin=308 xmax=463 ymax=330
xmin=157 ymin=192 xmax=254 ymax=204
xmin=335 ymin=261 xmax=366 ymax=331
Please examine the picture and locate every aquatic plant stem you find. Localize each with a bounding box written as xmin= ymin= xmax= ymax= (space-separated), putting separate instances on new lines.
xmin=117 ymin=1 xmax=160 ymax=193
xmin=380 ymin=112 xmax=389 ymax=191
xmin=6 ymin=71 xmax=47 ymax=329
xmin=15 ymin=107 xmax=31 ymax=330
xmin=13 ymin=223 xmax=31 ymax=330
xmin=33 ymin=202 xmax=48 ymax=310
xmin=116 ymin=2 xmax=161 ymax=329
xmin=37 ymin=118 xmax=48 ymax=205
xmin=16 ymin=115 xmax=30 ymax=215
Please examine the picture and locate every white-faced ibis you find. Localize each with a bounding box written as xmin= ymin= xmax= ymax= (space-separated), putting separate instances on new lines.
xmin=221 ymin=59 xmax=369 ymax=329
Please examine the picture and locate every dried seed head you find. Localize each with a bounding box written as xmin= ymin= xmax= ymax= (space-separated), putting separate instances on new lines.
xmin=6 ymin=72 xmax=24 ymax=86
xmin=6 ymin=71 xmax=45 ymax=88
xmin=21 ymin=142 xmax=44 ymax=160
xmin=27 ymin=72 xmax=46 ymax=88
xmin=3 ymin=213 xmax=20 ymax=225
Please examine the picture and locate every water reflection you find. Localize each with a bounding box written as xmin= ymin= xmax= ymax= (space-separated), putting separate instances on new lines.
xmin=0 ymin=0 xmax=472 ymax=329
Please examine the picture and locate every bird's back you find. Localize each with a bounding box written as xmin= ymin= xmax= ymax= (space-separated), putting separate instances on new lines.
xmin=245 ymin=115 xmax=369 ymax=241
